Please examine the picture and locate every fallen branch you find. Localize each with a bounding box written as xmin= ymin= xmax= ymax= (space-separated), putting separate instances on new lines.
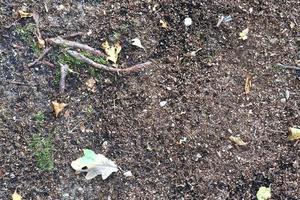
xmin=67 ymin=50 xmax=153 ymax=73
xmin=28 ymin=32 xmax=85 ymax=67
xmin=59 ymin=63 xmax=69 ymax=94
xmin=47 ymin=37 xmax=106 ymax=57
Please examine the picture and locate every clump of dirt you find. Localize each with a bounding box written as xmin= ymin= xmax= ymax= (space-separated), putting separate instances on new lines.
xmin=1 ymin=0 xmax=300 ymax=199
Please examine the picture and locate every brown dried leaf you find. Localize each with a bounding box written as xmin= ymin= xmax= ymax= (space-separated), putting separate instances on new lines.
xmin=52 ymin=101 xmax=67 ymax=117
xmin=229 ymin=136 xmax=247 ymax=146
xmin=245 ymin=75 xmax=252 ymax=95
xmin=37 ymin=38 xmax=46 ymax=49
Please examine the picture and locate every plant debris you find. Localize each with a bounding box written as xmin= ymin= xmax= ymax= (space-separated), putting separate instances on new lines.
xmin=102 ymin=41 xmax=122 ymax=64
xmin=239 ymin=28 xmax=249 ymax=40
xmin=131 ymin=38 xmax=145 ymax=50
xmin=229 ymin=136 xmax=247 ymax=146
xmin=245 ymin=74 xmax=252 ymax=95
xmin=52 ymin=101 xmax=67 ymax=117
xmin=12 ymin=190 xmax=22 ymax=200
xmin=288 ymin=127 xmax=300 ymax=141
xmin=256 ymin=186 xmax=271 ymax=200
xmin=71 ymin=149 xmax=118 ymax=180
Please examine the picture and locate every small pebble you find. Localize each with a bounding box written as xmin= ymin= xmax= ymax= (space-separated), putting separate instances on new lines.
xmin=184 ymin=17 xmax=193 ymax=27
xmin=159 ymin=101 xmax=167 ymax=107
xmin=124 ymin=171 xmax=133 ymax=177
xmin=280 ymin=98 xmax=286 ymax=103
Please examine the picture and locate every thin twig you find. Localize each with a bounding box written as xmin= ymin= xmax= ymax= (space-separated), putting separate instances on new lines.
xmin=59 ymin=63 xmax=69 ymax=94
xmin=28 ymin=47 xmax=52 ymax=67
xmin=274 ymin=63 xmax=300 ymax=71
xmin=46 ymin=37 xmax=106 ymax=57
xmin=61 ymin=32 xmax=85 ymax=39
xmin=67 ymin=50 xmax=153 ymax=73
xmin=28 ymin=33 xmax=84 ymax=67
xmin=37 ymin=60 xmax=55 ymax=67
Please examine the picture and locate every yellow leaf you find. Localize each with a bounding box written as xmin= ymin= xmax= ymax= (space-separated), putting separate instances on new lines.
xmin=12 ymin=190 xmax=22 ymax=200
xmin=229 ymin=136 xmax=247 ymax=146
xmin=245 ymin=74 xmax=252 ymax=95
xmin=102 ymin=41 xmax=121 ymax=63
xmin=239 ymin=28 xmax=249 ymax=40
xmin=288 ymin=127 xmax=300 ymax=141
xmin=160 ymin=20 xmax=169 ymax=29
xmin=18 ymin=10 xmax=32 ymax=18
xmin=52 ymin=101 xmax=67 ymax=117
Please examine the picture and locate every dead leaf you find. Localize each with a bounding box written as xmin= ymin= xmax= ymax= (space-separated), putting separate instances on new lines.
xmin=12 ymin=190 xmax=22 ymax=200
xmin=256 ymin=186 xmax=271 ymax=200
xmin=131 ymin=38 xmax=145 ymax=50
xmin=229 ymin=136 xmax=247 ymax=146
xmin=239 ymin=28 xmax=249 ymax=40
xmin=52 ymin=101 xmax=67 ymax=117
xmin=37 ymin=38 xmax=45 ymax=49
xmin=102 ymin=41 xmax=122 ymax=63
xmin=288 ymin=127 xmax=300 ymax=141
xmin=71 ymin=149 xmax=118 ymax=180
xmin=160 ymin=20 xmax=169 ymax=29
xmin=18 ymin=10 xmax=32 ymax=18
xmin=245 ymin=75 xmax=252 ymax=94
xmin=85 ymin=77 xmax=96 ymax=92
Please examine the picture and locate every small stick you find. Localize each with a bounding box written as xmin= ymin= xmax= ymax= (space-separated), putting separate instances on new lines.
xmin=67 ymin=50 xmax=153 ymax=73
xmin=59 ymin=63 xmax=69 ymax=94
xmin=37 ymin=60 xmax=55 ymax=68
xmin=27 ymin=33 xmax=84 ymax=67
xmin=61 ymin=32 xmax=85 ymax=39
xmin=274 ymin=63 xmax=300 ymax=71
xmin=28 ymin=47 xmax=52 ymax=67
xmin=46 ymin=37 xmax=106 ymax=57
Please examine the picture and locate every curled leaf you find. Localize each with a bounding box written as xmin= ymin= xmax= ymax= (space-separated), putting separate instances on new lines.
xmin=256 ymin=186 xmax=271 ymax=200
xmin=52 ymin=101 xmax=67 ymax=117
xmin=37 ymin=38 xmax=46 ymax=49
xmin=18 ymin=10 xmax=32 ymax=18
xmin=131 ymin=38 xmax=145 ymax=50
xmin=102 ymin=41 xmax=122 ymax=63
xmin=245 ymin=74 xmax=252 ymax=95
xmin=288 ymin=127 xmax=300 ymax=141
xmin=239 ymin=28 xmax=249 ymax=40
xmin=71 ymin=149 xmax=118 ymax=180
xmin=229 ymin=136 xmax=247 ymax=146
xmin=160 ymin=20 xmax=169 ymax=29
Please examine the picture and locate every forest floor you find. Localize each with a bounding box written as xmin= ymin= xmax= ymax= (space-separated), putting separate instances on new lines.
xmin=1 ymin=1 xmax=300 ymax=199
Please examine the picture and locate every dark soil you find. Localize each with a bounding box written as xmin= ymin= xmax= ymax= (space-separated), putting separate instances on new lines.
xmin=1 ymin=1 xmax=300 ymax=199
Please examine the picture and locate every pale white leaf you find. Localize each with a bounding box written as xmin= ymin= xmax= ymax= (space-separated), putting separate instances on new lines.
xmin=71 ymin=149 xmax=118 ymax=180
xmin=131 ymin=38 xmax=145 ymax=50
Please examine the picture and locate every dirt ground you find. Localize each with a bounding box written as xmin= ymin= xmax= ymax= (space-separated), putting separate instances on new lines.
xmin=1 ymin=0 xmax=300 ymax=199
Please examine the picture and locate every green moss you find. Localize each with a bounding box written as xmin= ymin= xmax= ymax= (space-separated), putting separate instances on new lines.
xmin=53 ymin=67 xmax=61 ymax=86
xmin=15 ymin=23 xmax=35 ymax=42
xmin=58 ymin=51 xmax=107 ymax=78
xmin=15 ymin=23 xmax=42 ymax=55
xmin=30 ymin=135 xmax=54 ymax=171
xmin=32 ymin=111 xmax=45 ymax=122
